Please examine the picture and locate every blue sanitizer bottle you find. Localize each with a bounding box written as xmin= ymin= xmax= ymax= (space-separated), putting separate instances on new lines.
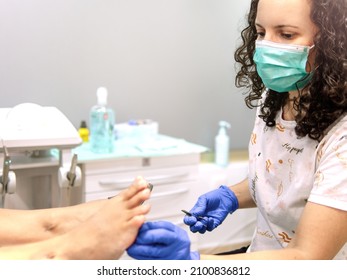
xmin=89 ymin=87 xmax=115 ymax=153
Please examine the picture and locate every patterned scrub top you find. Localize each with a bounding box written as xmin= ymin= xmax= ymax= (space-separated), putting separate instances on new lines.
xmin=247 ymin=102 xmax=347 ymax=259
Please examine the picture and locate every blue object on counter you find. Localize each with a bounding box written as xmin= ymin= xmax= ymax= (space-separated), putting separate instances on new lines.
xmin=114 ymin=120 xmax=158 ymax=141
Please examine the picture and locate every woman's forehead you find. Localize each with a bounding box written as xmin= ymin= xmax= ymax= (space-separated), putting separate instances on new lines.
xmin=256 ymin=0 xmax=312 ymax=26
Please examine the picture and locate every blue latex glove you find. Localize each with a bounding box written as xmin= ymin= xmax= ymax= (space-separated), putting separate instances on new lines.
xmin=184 ymin=185 xmax=239 ymax=233
xmin=127 ymin=221 xmax=200 ymax=260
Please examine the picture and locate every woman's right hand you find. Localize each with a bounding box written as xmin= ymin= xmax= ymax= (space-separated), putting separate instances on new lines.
xmin=183 ymin=186 xmax=239 ymax=233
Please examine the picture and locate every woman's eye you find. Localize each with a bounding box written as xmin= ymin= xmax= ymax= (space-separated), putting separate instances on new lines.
xmin=256 ymin=31 xmax=265 ymax=38
xmin=281 ymin=33 xmax=294 ymax=39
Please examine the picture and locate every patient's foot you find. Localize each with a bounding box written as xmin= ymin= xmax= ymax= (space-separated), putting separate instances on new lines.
xmin=58 ymin=176 xmax=151 ymax=259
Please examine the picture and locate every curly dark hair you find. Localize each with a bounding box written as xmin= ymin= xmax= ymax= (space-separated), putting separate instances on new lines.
xmin=234 ymin=0 xmax=347 ymax=141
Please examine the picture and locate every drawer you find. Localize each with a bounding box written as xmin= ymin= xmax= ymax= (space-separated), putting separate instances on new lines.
xmin=82 ymin=153 xmax=201 ymax=176
xmin=84 ymin=165 xmax=199 ymax=193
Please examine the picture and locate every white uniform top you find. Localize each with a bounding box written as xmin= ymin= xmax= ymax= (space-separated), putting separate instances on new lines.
xmin=247 ymin=102 xmax=347 ymax=259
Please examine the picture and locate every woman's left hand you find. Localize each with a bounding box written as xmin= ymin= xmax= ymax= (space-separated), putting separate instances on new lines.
xmin=127 ymin=221 xmax=200 ymax=260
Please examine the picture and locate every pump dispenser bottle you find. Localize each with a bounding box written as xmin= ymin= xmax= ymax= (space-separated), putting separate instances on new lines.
xmin=89 ymin=87 xmax=115 ymax=153
xmin=215 ymin=120 xmax=231 ymax=167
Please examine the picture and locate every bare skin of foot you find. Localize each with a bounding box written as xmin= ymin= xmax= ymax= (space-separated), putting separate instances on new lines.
xmin=0 ymin=176 xmax=151 ymax=259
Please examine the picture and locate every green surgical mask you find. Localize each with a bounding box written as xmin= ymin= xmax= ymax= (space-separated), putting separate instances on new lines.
xmin=253 ymin=40 xmax=315 ymax=93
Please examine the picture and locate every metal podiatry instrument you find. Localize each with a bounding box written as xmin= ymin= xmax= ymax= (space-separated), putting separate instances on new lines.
xmin=181 ymin=209 xmax=205 ymax=221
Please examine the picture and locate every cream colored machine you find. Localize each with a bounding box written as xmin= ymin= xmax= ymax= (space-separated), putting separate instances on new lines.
xmin=0 ymin=103 xmax=83 ymax=209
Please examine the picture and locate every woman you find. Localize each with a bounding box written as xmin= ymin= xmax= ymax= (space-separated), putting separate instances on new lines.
xmin=127 ymin=0 xmax=347 ymax=260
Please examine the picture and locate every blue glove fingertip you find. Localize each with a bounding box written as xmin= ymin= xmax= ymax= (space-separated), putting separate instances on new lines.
xmin=198 ymin=226 xmax=207 ymax=234
xmin=184 ymin=215 xmax=197 ymax=226
xmin=190 ymin=251 xmax=200 ymax=260
xmin=206 ymin=217 xmax=217 ymax=231
xmin=189 ymin=219 xmax=208 ymax=233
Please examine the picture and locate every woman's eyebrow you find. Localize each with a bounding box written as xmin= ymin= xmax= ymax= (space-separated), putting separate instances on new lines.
xmin=255 ymin=22 xmax=299 ymax=29
xmin=275 ymin=24 xmax=300 ymax=29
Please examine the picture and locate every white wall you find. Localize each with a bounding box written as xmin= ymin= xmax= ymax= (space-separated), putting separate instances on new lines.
xmin=0 ymin=0 xmax=254 ymax=149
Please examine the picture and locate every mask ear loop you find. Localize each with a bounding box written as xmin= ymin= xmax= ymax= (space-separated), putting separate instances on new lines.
xmin=305 ymin=45 xmax=317 ymax=73
xmin=295 ymin=46 xmax=316 ymax=94
xmin=294 ymin=44 xmax=319 ymax=103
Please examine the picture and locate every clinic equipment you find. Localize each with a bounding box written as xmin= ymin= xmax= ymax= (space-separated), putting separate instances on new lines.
xmin=114 ymin=119 xmax=159 ymax=141
xmin=0 ymin=145 xmax=16 ymax=208
xmin=215 ymin=120 xmax=231 ymax=167
xmin=0 ymin=103 xmax=82 ymax=209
